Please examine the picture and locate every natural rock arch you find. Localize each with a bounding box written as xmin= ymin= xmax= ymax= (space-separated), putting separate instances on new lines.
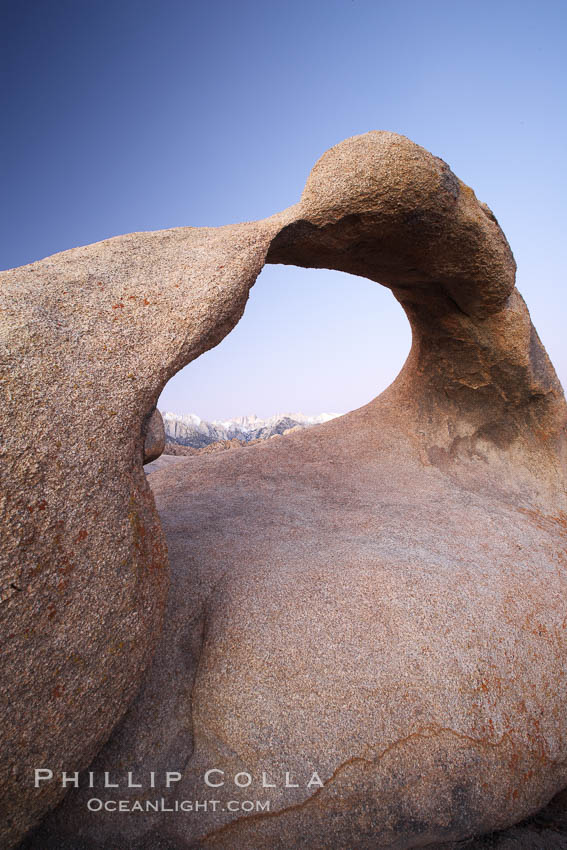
xmin=1 ymin=132 xmax=566 ymax=849
xmin=156 ymin=261 xmax=412 ymax=430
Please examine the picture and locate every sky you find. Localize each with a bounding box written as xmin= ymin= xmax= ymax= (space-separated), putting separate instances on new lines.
xmin=2 ymin=0 xmax=566 ymax=420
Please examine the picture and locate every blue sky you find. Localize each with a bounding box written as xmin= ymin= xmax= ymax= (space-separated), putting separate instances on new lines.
xmin=3 ymin=0 xmax=566 ymax=419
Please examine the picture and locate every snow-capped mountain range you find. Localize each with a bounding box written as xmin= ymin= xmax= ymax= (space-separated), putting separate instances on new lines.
xmin=161 ymin=411 xmax=339 ymax=449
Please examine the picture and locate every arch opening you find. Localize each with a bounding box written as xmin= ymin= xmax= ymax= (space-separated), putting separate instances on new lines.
xmin=153 ymin=264 xmax=411 ymax=461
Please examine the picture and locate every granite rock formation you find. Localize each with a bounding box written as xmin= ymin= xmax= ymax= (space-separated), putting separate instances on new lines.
xmin=143 ymin=408 xmax=166 ymax=464
xmin=3 ymin=131 xmax=567 ymax=849
xmin=0 ymin=219 xmax=287 ymax=847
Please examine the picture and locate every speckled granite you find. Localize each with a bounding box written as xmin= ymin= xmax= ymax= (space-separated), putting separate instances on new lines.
xmin=4 ymin=132 xmax=567 ymax=849
xmin=0 ymin=219 xmax=288 ymax=847
xmin=143 ymin=409 xmax=166 ymax=465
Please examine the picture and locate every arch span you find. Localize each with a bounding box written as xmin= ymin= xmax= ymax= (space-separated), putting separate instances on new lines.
xmin=2 ymin=132 xmax=566 ymax=849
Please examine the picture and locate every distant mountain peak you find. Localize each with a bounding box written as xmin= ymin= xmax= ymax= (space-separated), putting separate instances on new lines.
xmin=160 ymin=410 xmax=340 ymax=449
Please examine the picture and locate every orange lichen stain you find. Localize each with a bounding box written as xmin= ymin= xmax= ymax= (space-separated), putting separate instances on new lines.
xmin=522 ymin=769 xmax=534 ymax=782
xmin=128 ymin=507 xmax=146 ymax=554
xmin=57 ymin=557 xmax=75 ymax=576
xmin=111 ymin=303 xmax=124 ymax=309
xmin=520 ymin=612 xmax=553 ymax=641
xmin=150 ymin=532 xmax=167 ymax=570
xmin=27 ymin=499 xmax=47 ymax=514
xmin=518 ymin=507 xmax=567 ymax=535
xmin=109 ymin=640 xmax=125 ymax=656
xmin=143 ymin=298 xmax=150 ymax=305
xmin=128 ymin=295 xmax=137 ymax=300
xmin=75 ymin=529 xmax=88 ymax=543
xmin=52 ymin=684 xmax=65 ymax=699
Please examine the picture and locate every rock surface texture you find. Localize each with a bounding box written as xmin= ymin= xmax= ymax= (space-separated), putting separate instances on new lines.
xmin=143 ymin=408 xmax=166 ymax=464
xmin=3 ymin=132 xmax=567 ymax=850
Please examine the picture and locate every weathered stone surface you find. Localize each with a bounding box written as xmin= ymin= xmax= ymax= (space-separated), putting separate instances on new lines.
xmin=0 ymin=222 xmax=287 ymax=847
xmin=4 ymin=132 xmax=567 ymax=849
xmin=441 ymin=787 xmax=567 ymax=848
xmin=143 ymin=408 xmax=166 ymax=464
